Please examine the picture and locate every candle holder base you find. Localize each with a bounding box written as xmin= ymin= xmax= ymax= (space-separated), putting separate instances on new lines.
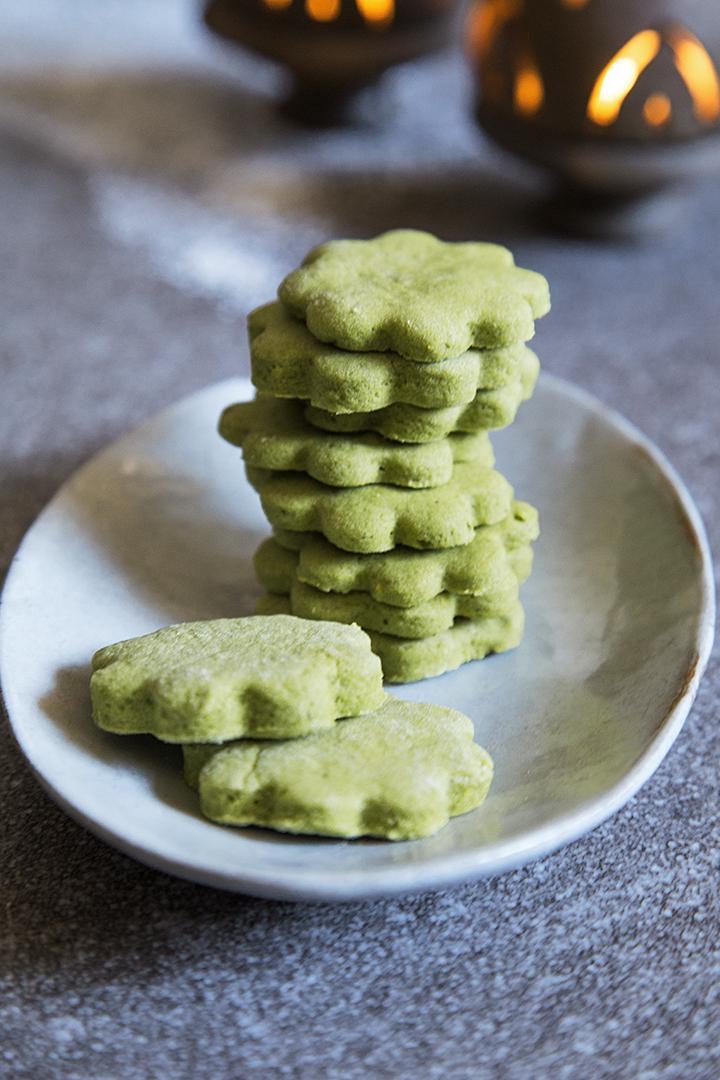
xmin=280 ymin=79 xmax=383 ymax=128
xmin=478 ymin=105 xmax=720 ymax=194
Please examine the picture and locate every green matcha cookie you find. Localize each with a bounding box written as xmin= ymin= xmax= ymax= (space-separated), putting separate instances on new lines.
xmin=304 ymin=348 xmax=539 ymax=442
xmin=257 ymin=599 xmax=525 ymax=683
xmin=253 ymin=538 xmax=302 ymax=596
xmin=246 ymin=462 xmax=513 ymax=554
xmin=370 ymin=604 xmax=526 ymax=682
xmin=279 ymin=230 xmax=550 ymax=362
xmin=220 ymin=396 xmax=493 ymax=489
xmin=91 ymin=616 xmax=384 ymax=743
xmin=266 ymin=501 xmax=538 ymax=605
xmin=249 ymin=301 xmax=533 ymax=413
xmin=263 ymin=567 xmax=522 ymax=638
xmin=183 ymin=697 xmax=494 ymax=840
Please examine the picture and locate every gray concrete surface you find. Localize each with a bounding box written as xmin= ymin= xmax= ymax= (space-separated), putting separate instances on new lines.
xmin=1 ymin=3 xmax=718 ymax=1077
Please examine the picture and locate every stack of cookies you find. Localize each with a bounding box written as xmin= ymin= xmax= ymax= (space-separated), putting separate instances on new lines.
xmin=221 ymin=230 xmax=550 ymax=683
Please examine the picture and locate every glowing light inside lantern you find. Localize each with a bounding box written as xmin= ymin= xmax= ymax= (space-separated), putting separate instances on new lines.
xmin=668 ymin=26 xmax=720 ymax=124
xmin=268 ymin=0 xmax=396 ymax=25
xmin=305 ymin=0 xmax=340 ymax=20
xmin=514 ymin=59 xmax=544 ymax=116
xmin=469 ymin=0 xmax=521 ymax=61
xmin=356 ymin=0 xmax=395 ymax=27
xmin=643 ymin=92 xmax=672 ymax=127
xmin=587 ymin=30 xmax=661 ymax=126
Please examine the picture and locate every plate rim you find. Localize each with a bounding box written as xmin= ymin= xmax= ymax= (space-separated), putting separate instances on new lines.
xmin=0 ymin=373 xmax=715 ymax=901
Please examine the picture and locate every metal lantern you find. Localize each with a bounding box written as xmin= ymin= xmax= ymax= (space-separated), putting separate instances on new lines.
xmin=469 ymin=0 xmax=720 ymax=215
xmin=204 ymin=0 xmax=461 ymax=122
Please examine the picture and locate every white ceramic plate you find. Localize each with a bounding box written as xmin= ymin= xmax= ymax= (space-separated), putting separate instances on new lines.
xmin=1 ymin=377 xmax=714 ymax=901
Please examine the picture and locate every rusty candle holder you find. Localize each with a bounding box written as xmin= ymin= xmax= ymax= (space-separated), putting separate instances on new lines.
xmin=204 ymin=0 xmax=461 ymax=123
xmin=469 ymin=0 xmax=720 ymax=229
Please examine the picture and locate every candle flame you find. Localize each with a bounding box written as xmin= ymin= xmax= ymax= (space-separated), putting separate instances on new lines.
xmin=514 ymin=58 xmax=544 ymax=116
xmin=587 ymin=29 xmax=661 ymax=125
xmin=305 ymin=0 xmax=340 ymax=19
xmin=668 ymin=26 xmax=720 ymax=124
xmin=643 ymin=92 xmax=672 ymax=127
xmin=468 ymin=0 xmax=521 ymax=61
xmin=356 ymin=0 xmax=394 ymax=27
xmin=266 ymin=0 xmax=395 ymax=26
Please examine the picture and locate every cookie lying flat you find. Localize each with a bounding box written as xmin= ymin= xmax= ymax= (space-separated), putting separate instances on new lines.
xmin=91 ymin=616 xmax=384 ymax=743
xmin=182 ymin=697 xmax=494 ymax=840
xmin=266 ymin=501 xmax=539 ymax=606
xmin=220 ymin=397 xmax=493 ymax=489
xmin=261 ymin=563 xmax=522 ymax=638
xmin=279 ymin=230 xmax=550 ymax=361
xmin=249 ymin=301 xmax=532 ymax=413
xmin=258 ymin=599 xmax=525 ymax=683
xmin=304 ymin=348 xmax=539 ymax=443
xmin=246 ymin=462 xmax=513 ymax=553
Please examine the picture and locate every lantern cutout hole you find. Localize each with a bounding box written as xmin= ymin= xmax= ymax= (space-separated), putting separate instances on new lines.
xmin=586 ymin=25 xmax=720 ymax=132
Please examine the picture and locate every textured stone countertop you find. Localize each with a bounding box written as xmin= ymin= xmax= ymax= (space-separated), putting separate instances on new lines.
xmin=1 ymin=3 xmax=718 ymax=1077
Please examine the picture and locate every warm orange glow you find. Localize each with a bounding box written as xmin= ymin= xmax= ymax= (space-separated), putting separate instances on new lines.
xmin=587 ymin=30 xmax=661 ymax=126
xmin=643 ymin=92 xmax=672 ymax=127
xmin=469 ymin=0 xmax=521 ymax=60
xmin=305 ymin=0 xmax=340 ymax=20
xmin=514 ymin=59 xmax=544 ymax=116
xmin=560 ymin=0 xmax=589 ymax=7
xmin=267 ymin=0 xmax=395 ymax=23
xmin=356 ymin=0 xmax=394 ymax=27
xmin=668 ymin=26 xmax=720 ymax=124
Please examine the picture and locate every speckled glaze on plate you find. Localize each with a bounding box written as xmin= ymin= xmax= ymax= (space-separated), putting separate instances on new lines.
xmin=0 ymin=377 xmax=714 ymax=901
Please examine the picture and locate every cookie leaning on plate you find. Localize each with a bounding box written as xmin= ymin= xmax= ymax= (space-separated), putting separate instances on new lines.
xmin=90 ymin=615 xmax=384 ymax=742
xmin=182 ymin=696 xmax=494 ymax=840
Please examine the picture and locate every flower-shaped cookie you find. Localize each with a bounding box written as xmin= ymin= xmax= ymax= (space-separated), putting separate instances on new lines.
xmin=367 ymin=604 xmax=526 ymax=683
xmin=246 ymin=461 xmax=513 ymax=554
xmin=249 ymin=301 xmax=531 ymax=413
xmin=267 ymin=500 xmax=538 ymax=606
xmin=257 ymin=597 xmax=525 ymax=683
xmin=255 ymin=544 xmax=523 ymax=638
xmin=220 ymin=397 xmax=493 ymax=489
xmin=304 ymin=347 xmax=540 ymax=443
xmin=183 ymin=697 xmax=494 ymax=840
xmin=91 ymin=616 xmax=384 ymax=742
xmin=279 ymin=230 xmax=550 ymax=362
